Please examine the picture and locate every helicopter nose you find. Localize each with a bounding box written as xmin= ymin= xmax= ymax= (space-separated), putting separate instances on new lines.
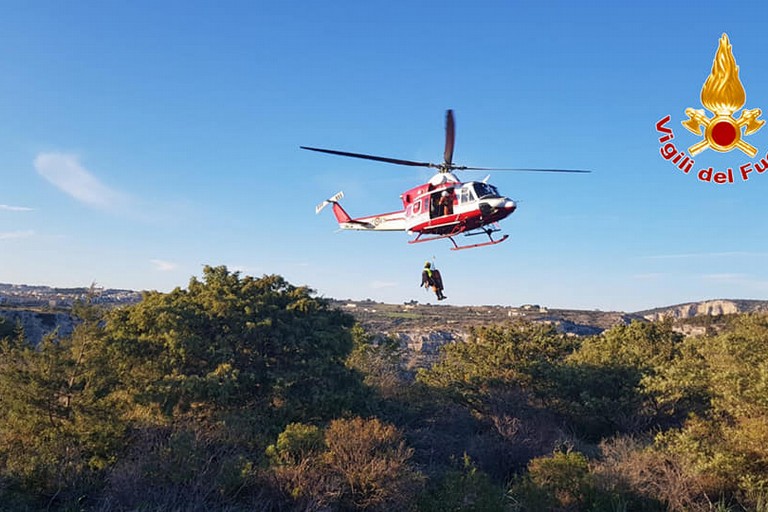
xmin=480 ymin=198 xmax=516 ymax=217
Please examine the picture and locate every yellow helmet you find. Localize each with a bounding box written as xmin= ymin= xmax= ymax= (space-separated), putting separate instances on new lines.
xmin=424 ymin=261 xmax=431 ymax=268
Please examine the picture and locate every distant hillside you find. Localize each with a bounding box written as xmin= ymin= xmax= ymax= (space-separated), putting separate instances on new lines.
xmin=3 ymin=285 xmax=768 ymax=350
xmin=332 ymin=300 xmax=633 ymax=334
xmin=330 ymin=300 xmax=639 ymax=368
xmin=636 ymin=299 xmax=768 ymax=321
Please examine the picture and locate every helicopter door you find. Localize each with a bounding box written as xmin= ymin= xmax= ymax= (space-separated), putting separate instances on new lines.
xmin=429 ymin=192 xmax=440 ymax=218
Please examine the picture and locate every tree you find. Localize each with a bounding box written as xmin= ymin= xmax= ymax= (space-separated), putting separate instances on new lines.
xmin=418 ymin=322 xmax=575 ymax=472
xmin=0 ymin=303 xmax=124 ymax=508
xmin=96 ymin=267 xmax=368 ymax=510
xmin=103 ymin=266 xmax=362 ymax=431
xmin=346 ymin=325 xmax=407 ymax=401
xmin=0 ymin=316 xmax=16 ymax=340
xmin=570 ymin=320 xmax=682 ymax=371
xmin=418 ymin=321 xmax=576 ymax=411
xmin=542 ymin=320 xmax=686 ymax=438
xmin=652 ymin=315 xmax=768 ymax=507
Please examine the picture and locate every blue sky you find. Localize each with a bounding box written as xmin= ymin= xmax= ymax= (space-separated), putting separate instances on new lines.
xmin=2 ymin=1 xmax=768 ymax=312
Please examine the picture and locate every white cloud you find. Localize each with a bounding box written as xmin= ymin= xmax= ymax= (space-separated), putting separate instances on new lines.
xmin=151 ymin=259 xmax=178 ymax=272
xmin=0 ymin=204 xmax=33 ymax=212
xmin=0 ymin=230 xmax=34 ymax=240
xmin=34 ymin=152 xmax=128 ymax=210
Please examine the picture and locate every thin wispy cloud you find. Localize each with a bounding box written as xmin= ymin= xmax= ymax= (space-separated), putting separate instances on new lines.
xmin=0 ymin=230 xmax=35 ymax=240
xmin=697 ymin=273 xmax=768 ymax=294
xmin=34 ymin=152 xmax=128 ymax=210
xmin=0 ymin=204 xmax=33 ymax=212
xmin=632 ymin=273 xmax=667 ymax=280
xmin=151 ymin=259 xmax=178 ymax=272
xmin=642 ymin=251 xmax=768 ymax=260
xmin=371 ymin=280 xmax=397 ymax=289
xmin=701 ymin=273 xmax=748 ymax=282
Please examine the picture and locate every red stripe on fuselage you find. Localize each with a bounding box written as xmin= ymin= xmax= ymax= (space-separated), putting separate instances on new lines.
xmin=408 ymin=207 xmax=515 ymax=235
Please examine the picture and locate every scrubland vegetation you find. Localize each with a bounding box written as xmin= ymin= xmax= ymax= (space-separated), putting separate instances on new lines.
xmin=1 ymin=266 xmax=768 ymax=511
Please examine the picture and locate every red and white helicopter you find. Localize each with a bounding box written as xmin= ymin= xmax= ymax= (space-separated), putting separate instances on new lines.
xmin=306 ymin=110 xmax=588 ymax=250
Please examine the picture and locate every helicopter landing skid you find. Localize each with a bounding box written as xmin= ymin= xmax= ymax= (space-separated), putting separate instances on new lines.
xmin=449 ymin=233 xmax=509 ymax=251
xmin=408 ymin=229 xmax=509 ymax=250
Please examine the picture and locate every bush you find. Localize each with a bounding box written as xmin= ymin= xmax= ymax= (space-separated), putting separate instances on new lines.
xmin=266 ymin=422 xmax=324 ymax=466
xmin=324 ymin=417 xmax=424 ymax=510
xmin=509 ymin=450 xmax=594 ymax=511
xmin=270 ymin=417 xmax=424 ymax=511
xmin=100 ymin=423 xmax=271 ymax=511
xmin=418 ymin=454 xmax=507 ymax=512
xmin=592 ymin=435 xmax=703 ymax=512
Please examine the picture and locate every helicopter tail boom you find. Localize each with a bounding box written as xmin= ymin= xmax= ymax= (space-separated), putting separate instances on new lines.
xmin=316 ymin=191 xmax=406 ymax=231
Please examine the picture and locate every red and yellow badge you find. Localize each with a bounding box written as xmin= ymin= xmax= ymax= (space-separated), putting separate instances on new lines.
xmin=656 ymin=33 xmax=768 ymax=184
xmin=682 ymin=34 xmax=764 ymax=157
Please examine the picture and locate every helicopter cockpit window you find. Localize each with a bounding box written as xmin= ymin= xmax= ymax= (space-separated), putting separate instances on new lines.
xmin=472 ymin=182 xmax=499 ymax=199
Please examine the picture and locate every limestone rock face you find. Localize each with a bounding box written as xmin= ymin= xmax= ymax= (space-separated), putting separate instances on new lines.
xmin=0 ymin=309 xmax=76 ymax=344
xmin=372 ymin=329 xmax=464 ymax=370
xmin=396 ymin=329 xmax=462 ymax=354
xmin=642 ymin=299 xmax=751 ymax=321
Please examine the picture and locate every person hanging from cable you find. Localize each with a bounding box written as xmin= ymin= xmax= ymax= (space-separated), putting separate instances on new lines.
xmin=421 ymin=261 xmax=446 ymax=301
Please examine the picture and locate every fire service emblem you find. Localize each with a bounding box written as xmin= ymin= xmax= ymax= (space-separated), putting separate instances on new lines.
xmin=656 ymin=33 xmax=767 ymax=184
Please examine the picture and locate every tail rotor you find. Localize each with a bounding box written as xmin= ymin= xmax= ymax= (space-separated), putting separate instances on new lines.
xmin=315 ymin=191 xmax=344 ymax=214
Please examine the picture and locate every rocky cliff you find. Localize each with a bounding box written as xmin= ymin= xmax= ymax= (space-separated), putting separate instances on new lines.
xmin=0 ymin=308 xmax=76 ymax=344
xmin=639 ymin=299 xmax=768 ymax=321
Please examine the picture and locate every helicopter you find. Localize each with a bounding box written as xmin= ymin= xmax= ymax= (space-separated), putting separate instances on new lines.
xmin=305 ymin=110 xmax=589 ymax=250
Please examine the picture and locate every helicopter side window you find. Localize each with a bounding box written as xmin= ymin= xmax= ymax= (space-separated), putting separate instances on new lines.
xmin=413 ymin=200 xmax=421 ymax=214
xmin=459 ymin=187 xmax=474 ymax=204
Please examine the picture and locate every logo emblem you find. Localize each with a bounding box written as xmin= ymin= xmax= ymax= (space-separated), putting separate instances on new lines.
xmin=655 ymin=33 xmax=768 ymax=184
xmin=682 ymin=33 xmax=764 ymax=157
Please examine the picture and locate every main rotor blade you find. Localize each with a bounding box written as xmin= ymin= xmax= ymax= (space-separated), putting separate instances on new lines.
xmin=455 ymin=166 xmax=591 ymax=173
xmin=444 ymin=109 xmax=455 ymax=168
xmin=300 ymin=146 xmax=435 ymax=168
